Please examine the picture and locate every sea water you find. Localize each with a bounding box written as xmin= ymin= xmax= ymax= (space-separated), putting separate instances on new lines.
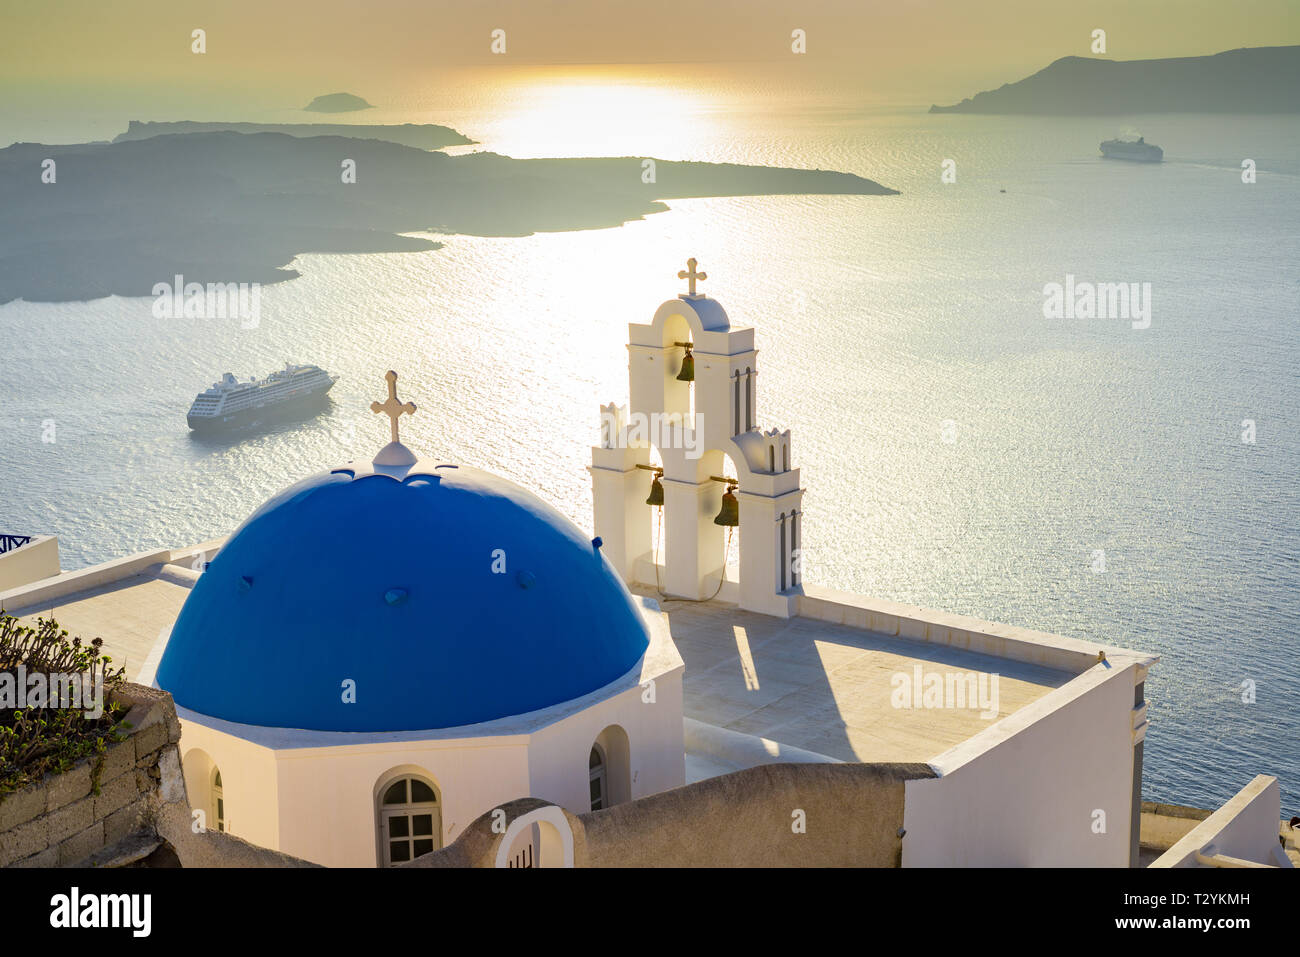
xmin=1 ymin=87 xmax=1296 ymax=813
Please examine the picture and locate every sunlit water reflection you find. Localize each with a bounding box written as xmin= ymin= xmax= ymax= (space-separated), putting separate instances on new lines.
xmin=2 ymin=82 xmax=1297 ymax=812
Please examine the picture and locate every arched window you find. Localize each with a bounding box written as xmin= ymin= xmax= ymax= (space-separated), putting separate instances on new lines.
xmin=378 ymin=775 xmax=441 ymax=866
xmin=589 ymin=744 xmax=607 ymax=811
xmin=211 ymin=768 xmax=225 ymax=833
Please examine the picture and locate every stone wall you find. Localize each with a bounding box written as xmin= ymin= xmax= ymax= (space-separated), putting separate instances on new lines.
xmin=1140 ymin=800 xmax=1211 ymax=852
xmin=0 ymin=684 xmax=185 ymax=867
xmin=0 ymin=682 xmax=316 ymax=868
xmin=406 ymin=761 xmax=936 ymax=868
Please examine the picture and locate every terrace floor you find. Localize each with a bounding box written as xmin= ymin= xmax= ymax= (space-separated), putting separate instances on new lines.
xmin=7 ymin=564 xmax=197 ymax=682
xmin=633 ymin=585 xmax=1075 ymax=765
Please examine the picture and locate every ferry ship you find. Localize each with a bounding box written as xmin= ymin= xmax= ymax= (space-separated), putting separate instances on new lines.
xmin=1099 ymin=136 xmax=1163 ymax=162
xmin=187 ymin=364 xmax=337 ymax=433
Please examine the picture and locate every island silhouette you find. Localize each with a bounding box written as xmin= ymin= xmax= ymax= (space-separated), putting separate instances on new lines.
xmin=0 ymin=126 xmax=898 ymax=304
xmin=114 ymin=120 xmax=474 ymax=150
xmin=304 ymin=92 xmax=374 ymax=113
xmin=931 ymin=45 xmax=1300 ymax=114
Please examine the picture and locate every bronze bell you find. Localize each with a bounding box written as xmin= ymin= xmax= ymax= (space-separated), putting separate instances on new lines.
xmin=714 ymin=487 xmax=739 ymax=527
xmin=645 ymin=474 xmax=665 ymax=507
xmin=676 ymin=345 xmax=695 ymax=382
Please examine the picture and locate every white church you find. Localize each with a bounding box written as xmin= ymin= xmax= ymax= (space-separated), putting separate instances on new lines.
xmin=138 ymin=370 xmax=687 ymax=867
xmin=136 ymin=261 xmax=822 ymax=866
xmin=2 ymin=260 xmax=1290 ymax=868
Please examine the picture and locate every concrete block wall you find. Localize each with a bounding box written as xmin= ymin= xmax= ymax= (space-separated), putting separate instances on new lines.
xmin=1 ymin=681 xmax=318 ymax=868
xmin=0 ymin=684 xmax=184 ymax=867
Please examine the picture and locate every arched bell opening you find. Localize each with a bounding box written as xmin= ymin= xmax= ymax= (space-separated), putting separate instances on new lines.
xmin=658 ymin=312 xmax=693 ymax=427
xmin=635 ymin=445 xmax=668 ymax=591
xmin=694 ymin=449 xmax=741 ymax=598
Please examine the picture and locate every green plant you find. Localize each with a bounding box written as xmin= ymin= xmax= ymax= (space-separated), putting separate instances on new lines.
xmin=0 ymin=613 xmax=129 ymax=800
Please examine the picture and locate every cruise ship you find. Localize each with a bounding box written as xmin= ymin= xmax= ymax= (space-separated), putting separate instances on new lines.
xmin=187 ymin=364 xmax=337 ymax=434
xmin=1099 ymin=136 xmax=1163 ymax=162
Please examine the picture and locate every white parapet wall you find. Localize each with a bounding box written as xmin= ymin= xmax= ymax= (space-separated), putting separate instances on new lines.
xmin=0 ymin=546 xmax=173 ymax=612
xmin=0 ymin=535 xmax=60 ymax=594
xmin=1151 ymin=775 xmax=1293 ymax=868
xmin=0 ymin=538 xmax=227 ymax=614
xmin=798 ymin=583 xmax=1116 ymax=674
xmin=901 ymin=655 xmax=1149 ymax=867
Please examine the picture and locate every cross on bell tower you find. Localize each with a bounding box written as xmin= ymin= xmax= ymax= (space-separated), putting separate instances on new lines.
xmin=677 ymin=258 xmax=707 ymax=297
xmin=371 ymin=370 xmax=416 ymax=444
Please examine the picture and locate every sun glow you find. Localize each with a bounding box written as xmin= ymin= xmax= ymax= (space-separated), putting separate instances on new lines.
xmin=463 ymin=73 xmax=714 ymax=159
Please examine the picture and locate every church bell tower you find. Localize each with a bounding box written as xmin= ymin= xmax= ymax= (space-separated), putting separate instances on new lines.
xmin=591 ymin=259 xmax=804 ymax=618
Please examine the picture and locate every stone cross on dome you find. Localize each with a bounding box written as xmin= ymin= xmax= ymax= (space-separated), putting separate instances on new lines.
xmin=677 ymin=258 xmax=707 ymax=297
xmin=371 ymin=370 xmax=416 ymax=445
xmin=369 ymin=369 xmax=418 ymax=473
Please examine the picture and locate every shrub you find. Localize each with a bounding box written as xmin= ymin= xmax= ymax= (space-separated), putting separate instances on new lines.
xmin=0 ymin=613 xmax=129 ymax=800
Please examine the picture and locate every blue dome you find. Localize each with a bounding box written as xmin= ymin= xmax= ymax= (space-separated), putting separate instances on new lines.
xmin=156 ymin=460 xmax=650 ymax=732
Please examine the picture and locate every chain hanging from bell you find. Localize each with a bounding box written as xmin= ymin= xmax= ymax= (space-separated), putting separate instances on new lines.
xmin=676 ymin=344 xmax=695 ymax=382
xmin=645 ymin=473 xmax=665 ymax=507
xmin=713 ymin=486 xmax=739 ymax=526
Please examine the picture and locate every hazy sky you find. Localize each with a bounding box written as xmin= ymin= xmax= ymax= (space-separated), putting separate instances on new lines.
xmin=3 ymin=0 xmax=1298 ymax=105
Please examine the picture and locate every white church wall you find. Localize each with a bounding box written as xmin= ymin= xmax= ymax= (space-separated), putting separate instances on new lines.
xmin=162 ymin=599 xmax=683 ymax=868
xmin=271 ymin=737 xmax=532 ymax=867
xmin=526 ymin=667 xmax=686 ymax=815
xmin=902 ymin=659 xmax=1141 ymax=866
xmin=177 ymin=718 xmax=282 ymax=852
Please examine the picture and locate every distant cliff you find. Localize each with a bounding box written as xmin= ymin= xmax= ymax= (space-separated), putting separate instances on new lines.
xmin=930 ymin=45 xmax=1300 ymax=114
xmin=114 ymin=120 xmax=475 ymax=150
xmin=0 ymin=132 xmax=897 ymax=304
xmin=304 ymin=92 xmax=372 ymax=113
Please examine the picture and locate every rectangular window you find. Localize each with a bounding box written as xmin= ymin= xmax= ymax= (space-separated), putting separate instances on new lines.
xmin=779 ymin=516 xmax=787 ymax=591
xmin=733 ymin=375 xmax=740 ymax=436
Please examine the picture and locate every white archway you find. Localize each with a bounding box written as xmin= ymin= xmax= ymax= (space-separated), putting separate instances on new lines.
xmin=591 ymin=724 xmax=632 ymax=807
xmin=494 ymin=806 xmax=575 ymax=869
xmin=181 ymin=747 xmax=222 ymax=834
